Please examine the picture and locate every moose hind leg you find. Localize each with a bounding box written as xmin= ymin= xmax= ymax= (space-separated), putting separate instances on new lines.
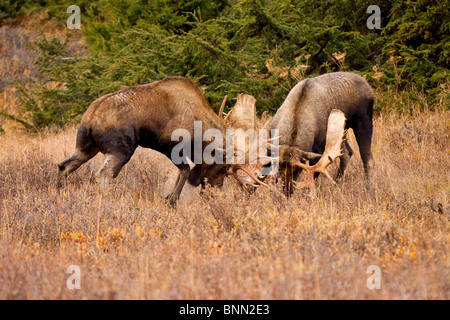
xmin=57 ymin=149 xmax=98 ymax=187
xmin=95 ymin=152 xmax=133 ymax=188
xmin=353 ymin=117 xmax=375 ymax=189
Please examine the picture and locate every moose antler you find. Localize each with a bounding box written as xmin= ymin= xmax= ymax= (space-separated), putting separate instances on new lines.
xmin=231 ymin=118 xmax=281 ymax=187
xmin=218 ymin=95 xmax=228 ymax=117
xmin=223 ymin=94 xmax=280 ymax=187
xmin=218 ymin=95 xmax=236 ymax=123
xmin=291 ymin=109 xmax=347 ymax=198
xmin=231 ymin=164 xmax=268 ymax=187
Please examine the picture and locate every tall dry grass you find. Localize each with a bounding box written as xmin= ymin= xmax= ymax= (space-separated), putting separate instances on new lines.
xmin=0 ymin=109 xmax=448 ymax=299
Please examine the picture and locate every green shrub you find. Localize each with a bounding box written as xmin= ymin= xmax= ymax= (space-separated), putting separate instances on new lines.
xmin=12 ymin=0 xmax=450 ymax=129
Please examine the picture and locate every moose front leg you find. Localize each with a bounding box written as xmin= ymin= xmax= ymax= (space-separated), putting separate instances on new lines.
xmin=336 ymin=140 xmax=353 ymax=182
xmin=165 ymin=165 xmax=190 ymax=207
xmin=282 ymin=166 xmax=301 ymax=197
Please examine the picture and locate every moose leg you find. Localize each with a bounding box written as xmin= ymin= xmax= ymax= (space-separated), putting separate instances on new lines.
xmin=353 ymin=118 xmax=375 ymax=189
xmin=165 ymin=163 xmax=190 ymax=207
xmin=95 ymin=151 xmax=133 ymax=188
xmin=284 ymin=166 xmax=301 ymax=197
xmin=57 ymin=149 xmax=98 ymax=188
xmin=336 ymin=140 xmax=353 ymax=181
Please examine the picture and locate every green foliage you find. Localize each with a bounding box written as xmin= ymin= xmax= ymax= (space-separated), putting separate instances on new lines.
xmin=381 ymin=0 xmax=450 ymax=96
xmin=0 ymin=0 xmax=28 ymax=22
xmin=11 ymin=0 xmax=450 ymax=129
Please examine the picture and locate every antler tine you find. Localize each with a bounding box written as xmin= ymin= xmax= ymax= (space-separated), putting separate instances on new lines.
xmin=218 ymin=95 xmax=228 ymax=118
xmin=243 ymin=129 xmax=282 ymax=180
xmin=223 ymin=109 xmax=233 ymax=121
xmin=260 ymin=119 xmax=271 ymax=130
xmin=266 ymin=136 xmax=281 ymax=143
xmin=342 ymin=129 xmax=349 ymax=143
xmin=244 ymin=135 xmax=282 ymax=165
xmin=231 ymin=170 xmax=258 ymax=188
xmin=232 ymin=164 xmax=268 ymax=186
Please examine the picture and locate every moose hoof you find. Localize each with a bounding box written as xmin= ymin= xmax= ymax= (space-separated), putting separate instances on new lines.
xmin=164 ymin=194 xmax=178 ymax=208
xmin=56 ymin=176 xmax=66 ymax=189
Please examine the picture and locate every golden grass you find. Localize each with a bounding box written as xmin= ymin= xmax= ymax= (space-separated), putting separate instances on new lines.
xmin=0 ymin=109 xmax=448 ymax=299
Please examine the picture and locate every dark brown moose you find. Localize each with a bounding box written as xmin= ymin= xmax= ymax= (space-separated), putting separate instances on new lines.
xmin=57 ymin=77 xmax=262 ymax=206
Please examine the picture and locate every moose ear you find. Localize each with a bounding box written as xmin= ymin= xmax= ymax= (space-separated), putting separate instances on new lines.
xmin=301 ymin=151 xmax=322 ymax=161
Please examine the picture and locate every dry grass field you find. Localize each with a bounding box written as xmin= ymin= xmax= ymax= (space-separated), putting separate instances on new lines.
xmin=0 ymin=108 xmax=448 ymax=299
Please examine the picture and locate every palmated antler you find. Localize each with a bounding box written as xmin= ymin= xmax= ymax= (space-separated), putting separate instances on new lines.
xmin=223 ymin=94 xmax=280 ymax=187
xmin=231 ymin=119 xmax=281 ymax=187
xmin=290 ymin=109 xmax=347 ymax=198
xmin=248 ymin=119 xmax=282 ymax=177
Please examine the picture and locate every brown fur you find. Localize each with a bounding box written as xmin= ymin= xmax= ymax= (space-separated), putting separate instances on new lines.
xmin=57 ymin=77 xmax=229 ymax=206
xmin=269 ymin=72 xmax=375 ymax=195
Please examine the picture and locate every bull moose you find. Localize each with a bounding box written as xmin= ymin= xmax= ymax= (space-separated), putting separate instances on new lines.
xmin=265 ymin=72 xmax=375 ymax=196
xmin=56 ymin=76 xmax=263 ymax=206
